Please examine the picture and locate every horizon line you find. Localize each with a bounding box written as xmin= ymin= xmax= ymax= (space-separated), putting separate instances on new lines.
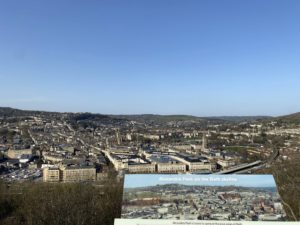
xmin=0 ymin=105 xmax=297 ymax=118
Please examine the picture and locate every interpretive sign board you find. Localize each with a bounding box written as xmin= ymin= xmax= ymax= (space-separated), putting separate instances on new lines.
xmin=120 ymin=174 xmax=287 ymax=221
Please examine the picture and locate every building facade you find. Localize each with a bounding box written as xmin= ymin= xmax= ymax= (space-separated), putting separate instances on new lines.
xmin=43 ymin=167 xmax=60 ymax=182
xmin=60 ymin=166 xmax=96 ymax=182
xmin=157 ymin=162 xmax=186 ymax=173
xmin=43 ymin=166 xmax=96 ymax=182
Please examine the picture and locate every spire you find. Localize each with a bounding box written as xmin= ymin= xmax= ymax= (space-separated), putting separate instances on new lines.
xmin=202 ymin=132 xmax=208 ymax=152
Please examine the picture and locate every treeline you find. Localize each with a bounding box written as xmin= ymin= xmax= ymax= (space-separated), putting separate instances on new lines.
xmin=0 ymin=128 xmax=17 ymax=143
xmin=0 ymin=179 xmax=123 ymax=225
xmin=257 ymin=153 xmax=300 ymax=221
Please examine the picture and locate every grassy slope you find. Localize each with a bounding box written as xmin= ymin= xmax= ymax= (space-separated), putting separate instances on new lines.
xmin=0 ymin=179 xmax=123 ymax=225
xmin=277 ymin=112 xmax=300 ymax=124
xmin=256 ymin=153 xmax=300 ymax=221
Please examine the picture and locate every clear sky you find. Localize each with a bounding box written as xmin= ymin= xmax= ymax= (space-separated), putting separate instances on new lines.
xmin=0 ymin=0 xmax=300 ymax=116
xmin=124 ymin=174 xmax=277 ymax=188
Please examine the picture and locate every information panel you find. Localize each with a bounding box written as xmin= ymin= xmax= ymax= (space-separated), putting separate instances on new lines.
xmin=120 ymin=174 xmax=287 ymax=221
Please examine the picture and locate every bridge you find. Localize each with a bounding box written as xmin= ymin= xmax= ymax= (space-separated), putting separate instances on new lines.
xmin=268 ymin=148 xmax=280 ymax=163
xmin=215 ymin=160 xmax=263 ymax=174
xmin=215 ymin=148 xmax=280 ymax=174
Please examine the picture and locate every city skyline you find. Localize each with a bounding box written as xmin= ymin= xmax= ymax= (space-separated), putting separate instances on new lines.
xmin=1 ymin=1 xmax=300 ymax=116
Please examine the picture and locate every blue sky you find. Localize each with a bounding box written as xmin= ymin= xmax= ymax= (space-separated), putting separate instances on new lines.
xmin=124 ymin=174 xmax=277 ymax=188
xmin=1 ymin=0 xmax=300 ymax=116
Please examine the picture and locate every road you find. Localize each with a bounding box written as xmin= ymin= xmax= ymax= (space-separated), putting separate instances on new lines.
xmin=215 ymin=148 xmax=279 ymax=174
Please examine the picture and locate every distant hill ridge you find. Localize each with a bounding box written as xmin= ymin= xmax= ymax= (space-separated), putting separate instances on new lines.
xmin=277 ymin=112 xmax=300 ymax=124
xmin=0 ymin=106 xmax=299 ymax=123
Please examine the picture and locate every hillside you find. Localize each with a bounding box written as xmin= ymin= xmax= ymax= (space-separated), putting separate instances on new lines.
xmin=0 ymin=107 xmax=60 ymax=118
xmin=203 ymin=116 xmax=273 ymax=122
xmin=111 ymin=114 xmax=272 ymax=123
xmin=0 ymin=107 xmax=285 ymax=124
xmin=277 ymin=112 xmax=300 ymax=124
xmin=111 ymin=114 xmax=204 ymax=123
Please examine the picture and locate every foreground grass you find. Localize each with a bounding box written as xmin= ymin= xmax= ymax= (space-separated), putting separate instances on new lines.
xmin=257 ymin=153 xmax=300 ymax=221
xmin=0 ymin=179 xmax=123 ymax=225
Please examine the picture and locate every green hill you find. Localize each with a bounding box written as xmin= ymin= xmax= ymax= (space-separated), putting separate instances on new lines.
xmin=277 ymin=112 xmax=300 ymax=124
